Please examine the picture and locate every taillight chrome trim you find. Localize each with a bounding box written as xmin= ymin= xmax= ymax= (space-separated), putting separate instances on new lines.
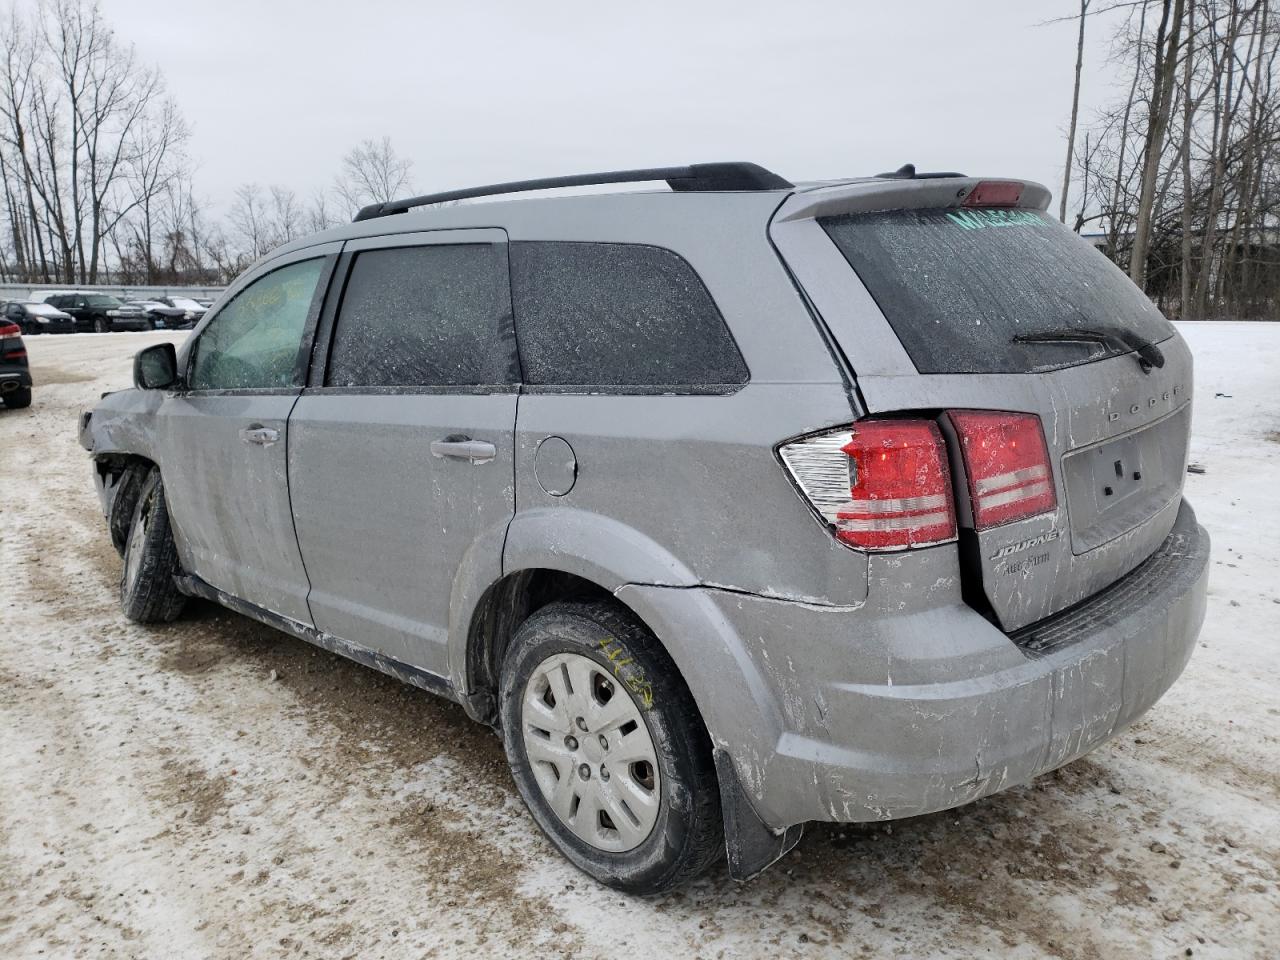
xmin=977 ymin=480 xmax=1053 ymax=512
xmin=972 ymin=464 xmax=1048 ymax=495
xmin=777 ymin=429 xmax=854 ymax=525
xmin=837 ymin=510 xmax=953 ymax=533
xmin=846 ymin=493 xmax=948 ymax=514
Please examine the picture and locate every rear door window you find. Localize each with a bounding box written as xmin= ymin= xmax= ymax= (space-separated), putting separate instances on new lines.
xmin=326 ymin=243 xmax=516 ymax=388
xmin=510 ymin=241 xmax=748 ymax=389
xmin=820 ymin=208 xmax=1175 ymax=374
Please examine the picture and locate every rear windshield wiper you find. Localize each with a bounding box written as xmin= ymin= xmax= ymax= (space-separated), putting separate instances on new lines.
xmin=1012 ymin=325 xmax=1165 ymax=371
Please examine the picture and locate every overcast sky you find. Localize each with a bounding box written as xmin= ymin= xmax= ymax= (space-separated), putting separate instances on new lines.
xmin=103 ymin=0 xmax=1123 ymax=219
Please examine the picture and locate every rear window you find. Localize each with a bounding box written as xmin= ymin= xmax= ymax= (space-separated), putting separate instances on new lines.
xmin=820 ymin=208 xmax=1175 ymax=374
xmin=510 ymin=241 xmax=748 ymax=390
xmin=327 ymin=244 xmax=517 ymax=388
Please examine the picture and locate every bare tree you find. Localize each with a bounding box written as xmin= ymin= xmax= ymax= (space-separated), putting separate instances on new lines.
xmin=228 ymin=182 xmax=271 ymax=260
xmin=0 ymin=0 xmax=200 ymax=284
xmin=1073 ymin=0 xmax=1280 ymax=319
xmin=305 ymin=187 xmax=336 ymax=233
xmin=332 ymin=135 xmax=413 ymax=216
xmin=1130 ymin=0 xmax=1188 ymax=286
xmin=1061 ymin=0 xmax=1092 ymax=222
xmin=121 ymin=96 xmax=190 ymax=281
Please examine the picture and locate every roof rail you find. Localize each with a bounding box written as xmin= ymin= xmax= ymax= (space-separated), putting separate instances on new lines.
xmin=352 ymin=162 xmax=793 ymax=222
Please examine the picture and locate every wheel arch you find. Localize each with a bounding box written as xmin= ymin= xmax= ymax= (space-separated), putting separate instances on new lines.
xmin=457 ymin=562 xmax=798 ymax=881
xmin=92 ymin=452 xmax=160 ymax=555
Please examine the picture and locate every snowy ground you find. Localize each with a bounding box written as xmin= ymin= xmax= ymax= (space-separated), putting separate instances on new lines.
xmin=0 ymin=324 xmax=1276 ymax=960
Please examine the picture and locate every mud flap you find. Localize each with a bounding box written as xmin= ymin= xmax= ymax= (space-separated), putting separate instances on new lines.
xmin=714 ymin=748 xmax=803 ymax=881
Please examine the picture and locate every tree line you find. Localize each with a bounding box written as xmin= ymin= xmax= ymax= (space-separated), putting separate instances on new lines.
xmin=1062 ymin=0 xmax=1280 ymax=319
xmin=0 ymin=0 xmax=413 ymax=286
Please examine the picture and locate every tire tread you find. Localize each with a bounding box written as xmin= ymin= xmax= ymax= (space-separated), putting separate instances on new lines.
xmin=120 ymin=470 xmax=186 ymax=623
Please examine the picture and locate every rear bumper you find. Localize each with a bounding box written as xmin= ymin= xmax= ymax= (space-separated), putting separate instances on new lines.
xmin=714 ymin=501 xmax=1210 ymax=828
xmin=0 ymin=368 xmax=32 ymax=389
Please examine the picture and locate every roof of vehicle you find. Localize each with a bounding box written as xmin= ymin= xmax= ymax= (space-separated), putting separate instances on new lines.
xmin=265 ymin=161 xmax=1050 ymax=266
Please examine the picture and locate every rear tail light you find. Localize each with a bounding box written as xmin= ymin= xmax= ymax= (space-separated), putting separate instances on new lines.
xmin=780 ymin=420 xmax=956 ymax=551
xmin=781 ymin=411 xmax=1057 ymax=550
xmin=948 ymin=410 xmax=1056 ymax=528
xmin=0 ymin=321 xmax=20 ymax=339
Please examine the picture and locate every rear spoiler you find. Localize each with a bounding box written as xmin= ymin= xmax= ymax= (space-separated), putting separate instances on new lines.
xmin=773 ymin=177 xmax=1052 ymax=224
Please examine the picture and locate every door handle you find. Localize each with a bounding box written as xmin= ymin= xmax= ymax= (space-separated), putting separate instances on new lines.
xmin=430 ymin=438 xmax=496 ymax=463
xmin=239 ymin=424 xmax=280 ymax=446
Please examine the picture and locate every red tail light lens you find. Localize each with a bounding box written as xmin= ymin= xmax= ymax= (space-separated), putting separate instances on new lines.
xmin=948 ymin=410 xmax=1056 ymax=528
xmin=780 ymin=420 xmax=956 ymax=551
xmin=0 ymin=322 xmax=21 ymax=339
xmin=962 ymin=180 xmax=1023 ymax=207
xmin=839 ymin=421 xmax=956 ymax=549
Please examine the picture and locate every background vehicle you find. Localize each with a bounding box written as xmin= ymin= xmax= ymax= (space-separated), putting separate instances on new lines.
xmin=158 ymin=296 xmax=207 ymax=322
xmin=0 ymin=319 xmax=32 ymax=408
xmin=44 ymin=293 xmax=150 ymax=332
xmin=124 ymin=300 xmax=197 ymax=330
xmin=79 ymin=162 xmax=1210 ymax=893
xmin=1 ymin=299 xmax=75 ymax=335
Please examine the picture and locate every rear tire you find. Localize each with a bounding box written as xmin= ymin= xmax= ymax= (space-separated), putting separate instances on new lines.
xmin=120 ymin=469 xmax=186 ymax=623
xmin=2 ymin=387 xmax=31 ymax=409
xmin=499 ymin=599 xmax=722 ymax=893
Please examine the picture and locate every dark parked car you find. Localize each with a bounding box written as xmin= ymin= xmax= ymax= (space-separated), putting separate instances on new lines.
xmin=0 ymin=319 xmax=32 ymax=408
xmin=158 ymin=296 xmax=208 ymax=322
xmin=2 ymin=299 xmax=75 ymax=334
xmin=124 ymin=300 xmax=197 ymax=330
xmin=44 ymin=293 xmax=150 ymax=332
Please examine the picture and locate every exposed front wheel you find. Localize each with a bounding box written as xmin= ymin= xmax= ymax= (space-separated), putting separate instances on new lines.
xmin=120 ymin=468 xmax=186 ymax=622
xmin=93 ymin=317 xmax=108 ymax=333
xmin=499 ymin=600 xmax=722 ymax=893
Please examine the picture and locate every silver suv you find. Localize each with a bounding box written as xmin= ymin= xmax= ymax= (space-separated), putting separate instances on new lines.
xmin=79 ymin=162 xmax=1211 ymax=892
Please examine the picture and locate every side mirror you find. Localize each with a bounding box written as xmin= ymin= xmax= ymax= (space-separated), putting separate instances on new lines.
xmin=134 ymin=343 xmax=179 ymax=390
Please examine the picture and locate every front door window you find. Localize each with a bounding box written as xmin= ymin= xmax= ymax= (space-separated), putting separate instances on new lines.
xmin=189 ymin=258 xmax=324 ymax=391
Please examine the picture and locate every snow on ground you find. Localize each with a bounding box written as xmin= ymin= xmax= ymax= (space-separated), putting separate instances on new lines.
xmin=0 ymin=324 xmax=1276 ymax=960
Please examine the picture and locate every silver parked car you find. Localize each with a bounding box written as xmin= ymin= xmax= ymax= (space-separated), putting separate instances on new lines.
xmin=79 ymin=162 xmax=1210 ymax=892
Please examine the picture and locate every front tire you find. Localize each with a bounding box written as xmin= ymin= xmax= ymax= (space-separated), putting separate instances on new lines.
xmin=499 ymin=600 xmax=722 ymax=893
xmin=93 ymin=317 xmax=108 ymax=333
xmin=120 ymin=469 xmax=186 ymax=622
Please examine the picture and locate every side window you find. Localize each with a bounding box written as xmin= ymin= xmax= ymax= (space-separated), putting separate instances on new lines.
xmin=189 ymin=258 xmax=324 ymax=391
xmin=509 ymin=241 xmax=748 ymax=389
xmin=326 ymin=243 xmax=516 ymax=388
